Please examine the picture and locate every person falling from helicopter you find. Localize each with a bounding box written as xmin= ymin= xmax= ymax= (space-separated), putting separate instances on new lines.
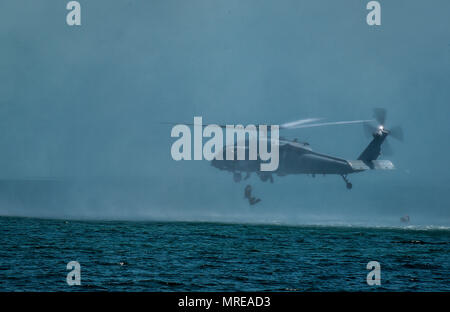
xmin=244 ymin=184 xmax=261 ymax=205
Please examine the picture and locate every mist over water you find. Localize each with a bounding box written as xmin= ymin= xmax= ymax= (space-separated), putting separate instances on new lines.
xmin=1 ymin=1 xmax=450 ymax=227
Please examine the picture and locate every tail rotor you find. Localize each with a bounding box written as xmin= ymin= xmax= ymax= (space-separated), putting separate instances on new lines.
xmin=363 ymin=108 xmax=403 ymax=156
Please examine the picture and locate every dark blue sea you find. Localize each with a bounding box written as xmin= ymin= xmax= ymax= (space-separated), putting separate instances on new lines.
xmin=0 ymin=216 xmax=448 ymax=291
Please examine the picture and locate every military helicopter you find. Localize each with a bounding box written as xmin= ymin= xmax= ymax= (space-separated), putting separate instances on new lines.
xmin=210 ymin=108 xmax=403 ymax=189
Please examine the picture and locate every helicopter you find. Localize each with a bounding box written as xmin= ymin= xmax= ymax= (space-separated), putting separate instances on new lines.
xmin=210 ymin=108 xmax=403 ymax=190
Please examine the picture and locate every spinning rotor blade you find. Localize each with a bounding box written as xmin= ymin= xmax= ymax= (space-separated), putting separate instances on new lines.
xmin=363 ymin=122 xmax=378 ymax=138
xmin=390 ymin=125 xmax=404 ymax=142
xmin=163 ymin=118 xmax=373 ymax=131
xmin=374 ymin=108 xmax=387 ymax=125
xmin=161 ymin=121 xmax=228 ymax=129
xmin=365 ymin=109 xmax=404 ymax=141
xmin=288 ymin=119 xmax=374 ymax=129
xmin=280 ymin=118 xmax=322 ymax=129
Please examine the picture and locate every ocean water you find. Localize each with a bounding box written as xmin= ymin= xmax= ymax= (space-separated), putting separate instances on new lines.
xmin=0 ymin=216 xmax=448 ymax=291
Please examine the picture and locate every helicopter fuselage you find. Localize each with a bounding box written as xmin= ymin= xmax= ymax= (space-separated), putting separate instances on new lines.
xmin=210 ymin=134 xmax=394 ymax=189
xmin=211 ymin=139 xmax=361 ymax=176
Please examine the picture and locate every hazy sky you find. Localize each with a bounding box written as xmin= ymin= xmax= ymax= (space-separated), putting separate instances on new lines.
xmin=1 ymin=1 xmax=449 ymax=225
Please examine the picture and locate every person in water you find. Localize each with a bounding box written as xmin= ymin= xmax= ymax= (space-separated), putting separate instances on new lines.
xmin=244 ymin=185 xmax=261 ymax=205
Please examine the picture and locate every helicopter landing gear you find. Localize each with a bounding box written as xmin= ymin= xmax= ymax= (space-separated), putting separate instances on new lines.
xmin=341 ymin=174 xmax=353 ymax=190
xmin=233 ymin=172 xmax=242 ymax=183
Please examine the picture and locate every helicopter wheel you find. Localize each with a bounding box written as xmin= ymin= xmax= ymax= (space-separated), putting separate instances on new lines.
xmin=341 ymin=175 xmax=353 ymax=190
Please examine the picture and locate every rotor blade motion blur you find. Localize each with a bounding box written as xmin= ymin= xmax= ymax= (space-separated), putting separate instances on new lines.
xmin=374 ymin=108 xmax=387 ymax=125
xmin=280 ymin=118 xmax=322 ymax=129
xmin=286 ymin=119 xmax=374 ymax=129
xmin=390 ymin=125 xmax=404 ymax=142
xmin=163 ymin=118 xmax=374 ymax=131
xmin=363 ymin=122 xmax=377 ymax=138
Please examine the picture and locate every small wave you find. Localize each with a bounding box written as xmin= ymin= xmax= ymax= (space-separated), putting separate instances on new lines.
xmin=154 ymin=279 xmax=184 ymax=287
xmin=401 ymin=225 xmax=450 ymax=231
xmin=403 ymin=263 xmax=442 ymax=270
xmin=393 ymin=240 xmax=449 ymax=245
